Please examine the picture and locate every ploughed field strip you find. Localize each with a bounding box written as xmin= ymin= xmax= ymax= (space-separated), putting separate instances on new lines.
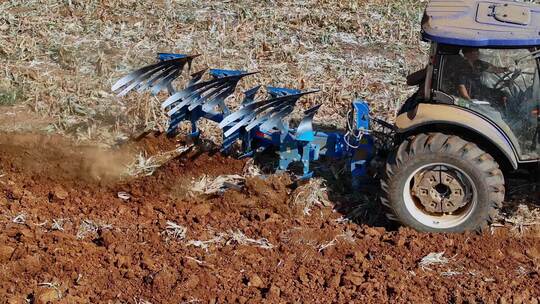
xmin=0 ymin=133 xmax=538 ymax=303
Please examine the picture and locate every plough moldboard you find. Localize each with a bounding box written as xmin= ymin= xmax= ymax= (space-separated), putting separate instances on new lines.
xmin=112 ymin=53 xmax=374 ymax=184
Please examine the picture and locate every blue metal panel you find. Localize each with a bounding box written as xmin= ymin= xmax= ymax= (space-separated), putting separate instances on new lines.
xmin=352 ymin=101 xmax=369 ymax=130
xmin=422 ymin=0 xmax=540 ymax=47
xmin=350 ymin=136 xmax=375 ymax=188
xmin=157 ymin=53 xmax=188 ymax=61
xmin=210 ymin=69 xmax=247 ymax=78
xmin=423 ymin=32 xmax=540 ymax=47
xmin=296 ymin=105 xmax=321 ymax=142
xmin=267 ymin=87 xmax=302 ymax=98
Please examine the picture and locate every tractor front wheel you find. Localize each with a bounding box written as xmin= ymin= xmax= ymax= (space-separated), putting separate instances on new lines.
xmin=381 ymin=133 xmax=505 ymax=233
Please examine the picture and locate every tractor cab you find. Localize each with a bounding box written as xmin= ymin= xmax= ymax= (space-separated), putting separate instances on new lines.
xmin=432 ymin=44 xmax=539 ymax=160
xmin=400 ymin=0 xmax=540 ymax=166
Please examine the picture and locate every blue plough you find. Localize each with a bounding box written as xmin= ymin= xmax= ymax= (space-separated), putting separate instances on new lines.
xmin=112 ymin=53 xmax=374 ymax=184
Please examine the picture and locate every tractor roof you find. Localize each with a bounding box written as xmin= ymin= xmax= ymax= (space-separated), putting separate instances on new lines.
xmin=422 ymin=0 xmax=540 ymax=47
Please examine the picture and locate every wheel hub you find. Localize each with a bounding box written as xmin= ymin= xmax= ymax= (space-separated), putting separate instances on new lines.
xmin=412 ymin=168 xmax=467 ymax=213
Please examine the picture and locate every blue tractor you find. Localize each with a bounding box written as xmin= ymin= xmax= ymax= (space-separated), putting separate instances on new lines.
xmin=384 ymin=0 xmax=539 ymax=232
xmin=113 ymin=0 xmax=539 ymax=233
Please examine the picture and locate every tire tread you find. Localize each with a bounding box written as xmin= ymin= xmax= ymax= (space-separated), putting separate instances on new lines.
xmin=381 ymin=133 xmax=505 ymax=233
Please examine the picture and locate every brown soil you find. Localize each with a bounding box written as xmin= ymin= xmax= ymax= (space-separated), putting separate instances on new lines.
xmin=0 ymin=133 xmax=539 ymax=304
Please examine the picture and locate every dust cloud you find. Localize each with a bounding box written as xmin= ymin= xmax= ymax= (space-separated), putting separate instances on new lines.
xmin=0 ymin=133 xmax=135 ymax=183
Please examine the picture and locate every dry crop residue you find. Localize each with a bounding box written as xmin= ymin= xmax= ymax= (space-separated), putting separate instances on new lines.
xmin=0 ymin=134 xmax=538 ymax=303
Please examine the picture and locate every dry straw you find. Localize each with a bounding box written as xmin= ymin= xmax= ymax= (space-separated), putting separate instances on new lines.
xmin=0 ymin=0 xmax=427 ymax=146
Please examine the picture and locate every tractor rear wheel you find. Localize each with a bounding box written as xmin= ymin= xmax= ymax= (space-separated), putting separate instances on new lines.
xmin=381 ymin=133 xmax=505 ymax=232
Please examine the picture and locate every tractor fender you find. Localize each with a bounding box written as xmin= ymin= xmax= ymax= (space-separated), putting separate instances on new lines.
xmin=395 ymin=103 xmax=519 ymax=170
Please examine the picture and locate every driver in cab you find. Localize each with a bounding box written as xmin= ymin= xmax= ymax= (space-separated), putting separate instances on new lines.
xmin=455 ymin=47 xmax=509 ymax=104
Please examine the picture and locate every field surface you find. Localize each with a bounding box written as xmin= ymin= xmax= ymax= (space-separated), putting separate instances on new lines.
xmin=0 ymin=1 xmax=539 ymax=303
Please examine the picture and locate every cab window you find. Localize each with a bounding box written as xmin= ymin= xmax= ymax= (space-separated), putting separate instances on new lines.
xmin=437 ymin=47 xmax=539 ymax=160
